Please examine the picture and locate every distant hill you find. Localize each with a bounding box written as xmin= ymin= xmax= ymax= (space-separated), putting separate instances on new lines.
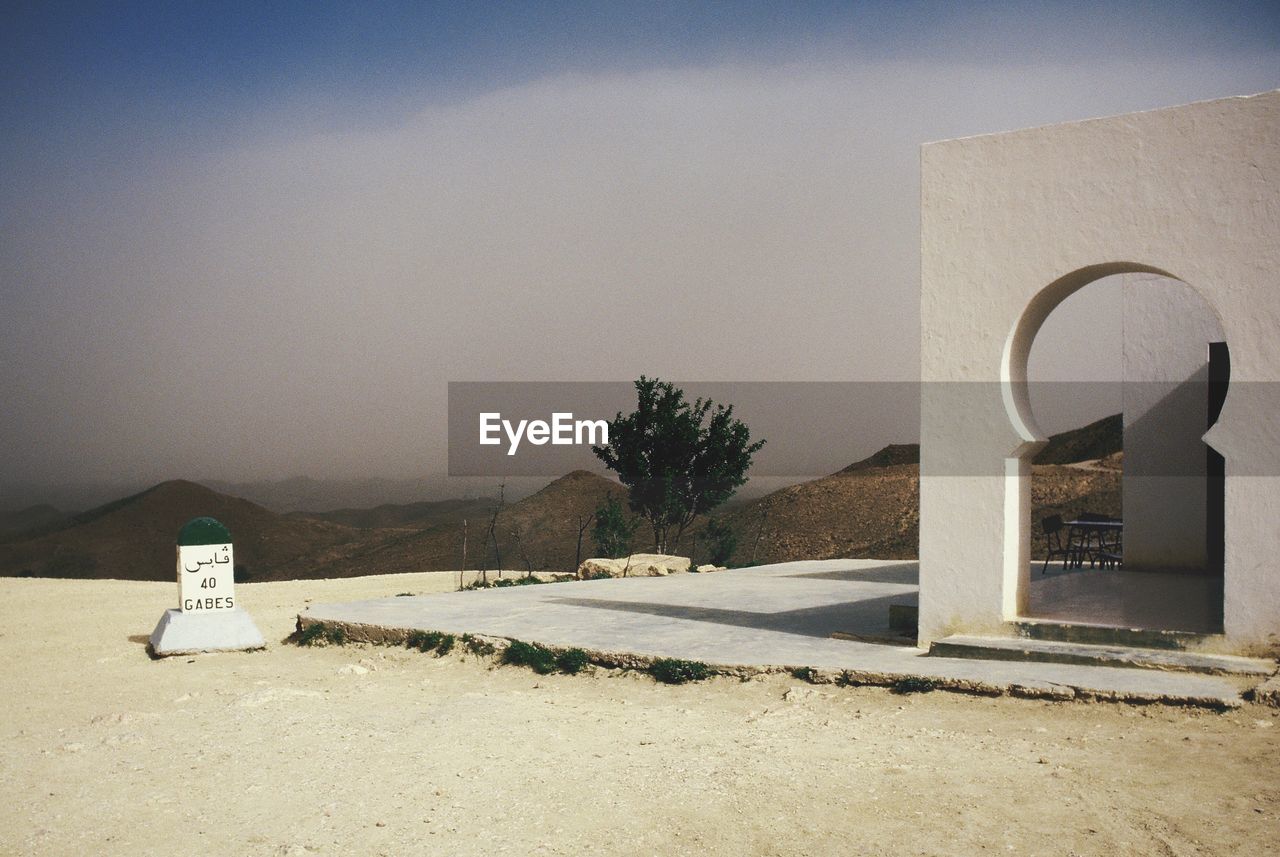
xmin=203 ymin=475 xmax=548 ymax=513
xmin=289 ymin=497 xmax=497 ymax=530
xmin=310 ymin=470 xmax=627 ymax=577
xmin=0 ymin=413 xmax=1127 ymax=580
xmin=725 ymin=460 xmax=920 ymax=564
xmin=838 ymin=443 xmax=920 ymax=474
xmin=0 ymin=474 xmax=625 ymax=581
xmin=0 ymin=480 xmax=395 ymax=582
xmin=1029 ymin=462 xmax=1122 ymax=535
xmin=718 ymin=428 xmax=1122 ymax=565
xmin=0 ymin=504 xmax=68 ymax=542
xmin=827 ymin=415 xmax=1121 ymax=476
xmin=1033 ymin=413 xmax=1122 ymax=465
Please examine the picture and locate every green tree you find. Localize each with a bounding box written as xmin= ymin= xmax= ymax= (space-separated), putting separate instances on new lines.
xmin=591 ymin=496 xmax=636 ymax=559
xmin=593 ymin=377 xmax=765 ymax=554
xmin=700 ymin=517 xmax=738 ymax=567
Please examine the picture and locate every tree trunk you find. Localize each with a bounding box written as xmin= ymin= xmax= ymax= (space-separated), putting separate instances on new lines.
xmin=574 ymin=511 xmax=594 ymax=571
xmin=751 ymin=506 xmax=769 ymax=564
xmin=459 ymin=519 xmax=468 ymax=590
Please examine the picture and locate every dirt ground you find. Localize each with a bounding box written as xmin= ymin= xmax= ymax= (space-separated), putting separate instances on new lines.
xmin=2 ymin=573 xmax=1277 ymax=856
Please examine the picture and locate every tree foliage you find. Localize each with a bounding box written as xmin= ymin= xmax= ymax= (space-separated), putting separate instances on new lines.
xmin=700 ymin=517 xmax=738 ymax=567
xmin=593 ymin=377 xmax=765 ymax=553
xmin=591 ymin=496 xmax=637 ymax=559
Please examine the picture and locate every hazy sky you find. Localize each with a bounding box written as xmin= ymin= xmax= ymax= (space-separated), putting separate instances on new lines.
xmin=2 ymin=1 xmax=1278 ymax=493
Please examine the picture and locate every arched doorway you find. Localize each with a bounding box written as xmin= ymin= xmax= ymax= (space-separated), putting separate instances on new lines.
xmin=1003 ymin=266 xmax=1227 ymax=634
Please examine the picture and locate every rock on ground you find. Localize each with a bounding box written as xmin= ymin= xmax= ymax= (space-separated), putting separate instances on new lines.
xmin=577 ymin=554 xmax=691 ymax=578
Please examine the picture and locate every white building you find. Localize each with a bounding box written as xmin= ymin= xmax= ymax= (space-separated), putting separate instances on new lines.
xmin=918 ymin=90 xmax=1280 ymax=656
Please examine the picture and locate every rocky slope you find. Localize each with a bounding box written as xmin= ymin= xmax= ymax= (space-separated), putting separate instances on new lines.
xmin=0 ymin=480 xmax=396 ymax=581
xmin=0 ymin=416 xmax=1125 ymax=578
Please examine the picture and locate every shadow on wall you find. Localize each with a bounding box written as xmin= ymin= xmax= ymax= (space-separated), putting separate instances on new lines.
xmin=1123 ymin=365 xmax=1223 ymax=575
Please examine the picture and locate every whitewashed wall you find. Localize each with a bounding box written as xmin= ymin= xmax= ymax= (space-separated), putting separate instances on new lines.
xmin=919 ymin=90 xmax=1280 ymax=653
xmin=1121 ymin=274 xmax=1223 ymax=572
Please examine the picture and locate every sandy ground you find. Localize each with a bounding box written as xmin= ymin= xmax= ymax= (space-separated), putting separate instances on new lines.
xmin=2 ymin=573 xmax=1277 ymax=857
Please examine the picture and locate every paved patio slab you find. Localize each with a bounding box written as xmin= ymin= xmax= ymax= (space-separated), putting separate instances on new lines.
xmin=302 ymin=560 xmax=1268 ymax=708
xmin=1027 ymin=566 xmax=1223 ymax=633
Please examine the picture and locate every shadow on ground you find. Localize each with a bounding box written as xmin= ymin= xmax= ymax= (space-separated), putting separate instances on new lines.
xmin=547 ymin=590 xmax=918 ymax=644
xmin=789 ymin=563 xmax=918 ymax=585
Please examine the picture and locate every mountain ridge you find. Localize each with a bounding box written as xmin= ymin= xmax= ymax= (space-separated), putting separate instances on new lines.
xmin=0 ymin=416 xmax=1124 ymax=579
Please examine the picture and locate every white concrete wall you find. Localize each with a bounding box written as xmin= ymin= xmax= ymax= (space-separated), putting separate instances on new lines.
xmin=1121 ymin=274 xmax=1224 ymax=573
xmin=919 ymin=90 xmax=1280 ymax=654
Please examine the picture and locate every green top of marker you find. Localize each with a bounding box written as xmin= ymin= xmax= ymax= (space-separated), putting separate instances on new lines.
xmin=177 ymin=517 xmax=232 ymax=546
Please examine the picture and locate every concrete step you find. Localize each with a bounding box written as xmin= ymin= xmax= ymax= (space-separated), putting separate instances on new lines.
xmin=929 ymin=634 xmax=1276 ymax=676
xmin=1012 ymin=619 xmax=1215 ymax=651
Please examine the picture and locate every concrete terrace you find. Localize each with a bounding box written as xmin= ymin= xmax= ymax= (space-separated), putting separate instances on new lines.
xmin=301 ymin=559 xmax=1274 ymax=708
xmin=1027 ymin=566 xmax=1223 ymax=633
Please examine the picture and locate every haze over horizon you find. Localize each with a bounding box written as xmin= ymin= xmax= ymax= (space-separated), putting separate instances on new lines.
xmin=3 ymin=1 xmax=1278 ymax=504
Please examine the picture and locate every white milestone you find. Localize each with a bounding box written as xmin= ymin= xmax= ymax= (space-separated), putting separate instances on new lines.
xmin=149 ymin=516 xmax=266 ymax=657
xmin=178 ymin=542 xmax=236 ymax=612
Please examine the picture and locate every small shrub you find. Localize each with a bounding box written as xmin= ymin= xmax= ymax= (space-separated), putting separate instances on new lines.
xmin=891 ymin=676 xmax=937 ymax=695
xmin=494 ymin=576 xmax=546 ymax=587
xmin=406 ymin=630 xmax=456 ymax=655
xmin=465 ymin=574 xmax=575 ymax=589
xmin=650 ymin=658 xmax=711 ymax=684
xmin=297 ymin=622 xmax=346 ymax=647
xmin=592 ymin=496 xmax=637 ymax=559
xmin=461 ymin=634 xmax=496 ymax=656
xmin=579 ymin=568 xmax=614 ymax=581
xmin=297 ymin=623 xmax=326 ymax=646
xmin=499 ymin=640 xmax=591 ymax=675
xmin=700 ymin=517 xmax=738 ymax=566
xmin=790 ymin=666 xmax=816 ymax=682
xmin=503 ymin=640 xmax=558 ymax=674
xmin=555 ymin=648 xmax=590 ymax=674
